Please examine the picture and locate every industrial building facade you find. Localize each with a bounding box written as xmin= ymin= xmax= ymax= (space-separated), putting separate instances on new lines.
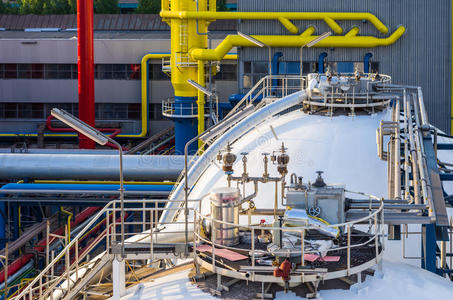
xmin=238 ymin=0 xmax=452 ymax=133
xmin=0 ymin=0 xmax=452 ymax=137
xmin=0 ymin=14 xmax=237 ymax=138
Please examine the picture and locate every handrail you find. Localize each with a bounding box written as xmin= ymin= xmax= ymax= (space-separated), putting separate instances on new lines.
xmin=193 ymin=195 xmax=384 ymax=281
xmin=13 ymin=198 xmax=200 ymax=300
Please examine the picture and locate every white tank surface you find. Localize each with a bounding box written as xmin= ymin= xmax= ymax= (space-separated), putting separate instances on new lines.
xmin=188 ymin=108 xmax=391 ymax=220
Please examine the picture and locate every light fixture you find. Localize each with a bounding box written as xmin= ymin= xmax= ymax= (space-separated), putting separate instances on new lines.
xmin=238 ymin=31 xmax=265 ymax=47
xmin=306 ymin=31 xmax=332 ymax=48
xmin=51 ymin=107 xmax=125 ymax=258
xmin=300 ymin=31 xmax=332 ymax=77
xmin=51 ymin=108 xmax=109 ymax=145
xmin=187 ymin=79 xmax=213 ymax=97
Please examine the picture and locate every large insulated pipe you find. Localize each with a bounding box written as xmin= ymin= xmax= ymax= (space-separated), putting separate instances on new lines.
xmin=77 ymin=0 xmax=95 ymax=149
xmin=0 ymin=154 xmax=188 ymax=181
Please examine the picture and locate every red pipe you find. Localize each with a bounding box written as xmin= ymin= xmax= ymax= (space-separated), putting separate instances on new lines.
xmin=0 ymin=254 xmax=33 ymax=284
xmin=34 ymin=206 xmax=100 ymax=252
xmin=46 ymin=115 xmax=128 ymax=151
xmin=0 ymin=207 xmax=100 ymax=284
xmin=77 ymin=0 xmax=95 ymax=149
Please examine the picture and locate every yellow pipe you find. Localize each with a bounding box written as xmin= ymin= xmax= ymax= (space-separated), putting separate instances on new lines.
xmin=35 ymin=180 xmax=175 ymax=185
xmin=345 ymin=26 xmax=360 ymax=37
xmin=300 ymin=26 xmax=316 ymax=37
xmin=451 ymin=0 xmax=453 ymax=134
xmin=197 ymin=60 xmax=205 ymax=148
xmin=0 ymin=53 xmax=172 ymax=138
xmin=278 ymin=17 xmax=299 ymax=34
xmin=160 ymin=11 xmax=390 ymax=34
xmin=60 ymin=207 xmax=73 ymax=243
xmin=191 ymin=26 xmax=406 ymax=61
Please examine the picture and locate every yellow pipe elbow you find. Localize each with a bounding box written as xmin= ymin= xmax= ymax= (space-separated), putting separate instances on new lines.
xmin=300 ymin=26 xmax=316 ymax=37
xmin=134 ymin=53 xmax=171 ymax=138
xmin=345 ymin=26 xmax=360 ymax=37
xmin=381 ymin=25 xmax=406 ymax=45
xmin=363 ymin=12 xmax=389 ymax=34
xmin=324 ymin=17 xmax=343 ymax=34
xmin=60 ymin=207 xmax=73 ymax=243
xmin=278 ymin=17 xmax=299 ymax=34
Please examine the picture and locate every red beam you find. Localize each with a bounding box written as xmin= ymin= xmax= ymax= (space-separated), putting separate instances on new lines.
xmin=77 ymin=0 xmax=95 ymax=149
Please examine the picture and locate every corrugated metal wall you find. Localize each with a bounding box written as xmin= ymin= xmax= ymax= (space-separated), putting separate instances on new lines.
xmin=238 ymin=0 xmax=452 ymax=132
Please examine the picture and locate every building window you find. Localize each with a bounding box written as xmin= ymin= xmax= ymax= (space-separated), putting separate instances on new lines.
xmin=149 ymin=64 xmax=169 ymax=80
xmin=4 ymin=64 xmax=17 ymax=79
xmin=128 ymin=103 xmax=141 ymax=119
xmin=149 ymin=103 xmax=167 ymax=121
xmin=213 ymin=64 xmax=237 ymax=80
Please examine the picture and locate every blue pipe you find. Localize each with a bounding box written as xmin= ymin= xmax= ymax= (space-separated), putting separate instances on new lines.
xmin=364 ymin=52 xmax=373 ymax=73
xmin=271 ymin=52 xmax=283 ymax=88
xmin=318 ymin=52 xmax=328 ymax=73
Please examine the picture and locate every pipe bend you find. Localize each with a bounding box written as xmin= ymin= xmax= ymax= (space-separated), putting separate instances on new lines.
xmin=382 ymin=25 xmax=406 ymax=45
xmin=364 ymin=12 xmax=389 ymax=34
xmin=300 ymin=26 xmax=316 ymax=37
xmin=323 ymin=17 xmax=343 ymax=34
xmin=278 ymin=17 xmax=299 ymax=34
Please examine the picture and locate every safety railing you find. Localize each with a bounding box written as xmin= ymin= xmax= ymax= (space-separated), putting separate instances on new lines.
xmin=193 ymin=192 xmax=384 ymax=283
xmin=227 ymin=75 xmax=306 ymax=118
xmin=11 ymin=198 xmax=199 ymax=300
xmin=162 ymin=98 xmax=199 ymax=118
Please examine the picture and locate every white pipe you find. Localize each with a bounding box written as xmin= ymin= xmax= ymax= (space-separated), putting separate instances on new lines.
xmin=0 ymin=154 xmax=189 ymax=181
xmin=161 ymin=90 xmax=306 ymax=224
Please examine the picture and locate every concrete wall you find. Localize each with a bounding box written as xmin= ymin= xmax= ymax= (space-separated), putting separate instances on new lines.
xmin=238 ymin=0 xmax=452 ymax=132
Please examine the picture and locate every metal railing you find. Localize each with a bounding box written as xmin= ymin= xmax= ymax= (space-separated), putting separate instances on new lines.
xmin=227 ymin=75 xmax=306 ymax=118
xmin=162 ymin=98 xmax=199 ymax=118
xmin=11 ymin=198 xmax=199 ymax=300
xmin=193 ymin=192 xmax=385 ymax=283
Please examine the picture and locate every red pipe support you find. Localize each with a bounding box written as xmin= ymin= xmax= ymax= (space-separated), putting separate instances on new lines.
xmin=77 ymin=0 xmax=95 ymax=149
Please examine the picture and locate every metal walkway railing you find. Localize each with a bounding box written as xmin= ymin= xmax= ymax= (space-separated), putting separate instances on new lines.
xmin=11 ymin=198 xmax=198 ymax=300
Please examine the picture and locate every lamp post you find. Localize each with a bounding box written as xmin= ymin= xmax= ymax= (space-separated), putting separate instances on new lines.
xmin=51 ymin=108 xmax=125 ymax=257
xmin=238 ymin=31 xmax=272 ymax=75
xmin=300 ymin=31 xmax=332 ymax=77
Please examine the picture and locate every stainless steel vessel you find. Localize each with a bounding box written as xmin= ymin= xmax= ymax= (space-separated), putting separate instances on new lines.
xmin=210 ymin=187 xmax=241 ymax=246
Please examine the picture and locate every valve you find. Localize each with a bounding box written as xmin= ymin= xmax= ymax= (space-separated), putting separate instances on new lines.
xmin=313 ymin=171 xmax=326 ymax=187
xmin=240 ymin=152 xmax=248 ymax=178
xmin=275 ymin=143 xmax=289 ymax=176
xmin=218 ymin=142 xmax=236 ymax=175
xmin=262 ymin=152 xmax=270 ymax=178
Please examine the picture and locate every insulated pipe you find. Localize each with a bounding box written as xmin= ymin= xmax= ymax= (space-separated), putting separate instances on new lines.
xmin=161 ymin=90 xmax=306 ymax=223
xmin=190 ymin=27 xmax=406 ymax=61
xmin=0 ymin=154 xmax=188 ymax=181
xmin=271 ymin=52 xmax=283 ymax=88
xmin=160 ymin=11 xmax=390 ymax=34
xmin=364 ymin=52 xmax=373 ymax=73
xmin=77 ymin=0 xmax=95 ymax=149
xmin=318 ymin=52 xmax=328 ymax=73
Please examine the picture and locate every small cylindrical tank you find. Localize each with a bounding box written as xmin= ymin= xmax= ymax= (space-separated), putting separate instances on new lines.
xmin=210 ymin=187 xmax=241 ymax=246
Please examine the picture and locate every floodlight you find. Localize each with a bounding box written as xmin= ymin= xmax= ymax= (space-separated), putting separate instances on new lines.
xmin=306 ymin=31 xmax=332 ymax=47
xmin=238 ymin=31 xmax=265 ymax=47
xmin=187 ymin=79 xmax=213 ymax=97
xmin=51 ymin=108 xmax=109 ymax=146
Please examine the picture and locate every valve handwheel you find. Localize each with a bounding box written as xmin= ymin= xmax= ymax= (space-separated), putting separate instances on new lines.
xmin=308 ymin=206 xmax=321 ymax=217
